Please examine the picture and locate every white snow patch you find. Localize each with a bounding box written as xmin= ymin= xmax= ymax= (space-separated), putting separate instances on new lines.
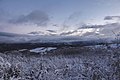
xmin=29 ymin=47 xmax=57 ymax=54
xmin=19 ymin=49 xmax=28 ymax=52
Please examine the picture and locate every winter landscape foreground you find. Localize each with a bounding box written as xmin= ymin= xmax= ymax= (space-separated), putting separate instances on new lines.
xmin=0 ymin=44 xmax=119 ymax=80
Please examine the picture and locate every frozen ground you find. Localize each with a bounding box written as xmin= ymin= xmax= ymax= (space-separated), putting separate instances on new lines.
xmin=0 ymin=44 xmax=119 ymax=80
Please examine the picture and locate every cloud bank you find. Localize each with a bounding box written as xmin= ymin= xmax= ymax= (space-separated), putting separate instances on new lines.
xmin=9 ymin=10 xmax=50 ymax=26
xmin=104 ymin=16 xmax=120 ymax=20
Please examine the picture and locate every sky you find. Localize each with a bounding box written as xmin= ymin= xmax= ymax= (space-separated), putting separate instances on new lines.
xmin=0 ymin=0 xmax=120 ymax=35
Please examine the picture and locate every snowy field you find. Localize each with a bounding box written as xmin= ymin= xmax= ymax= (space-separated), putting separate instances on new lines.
xmin=0 ymin=44 xmax=119 ymax=80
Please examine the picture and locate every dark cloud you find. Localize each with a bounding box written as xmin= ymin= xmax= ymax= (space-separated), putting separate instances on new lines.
xmin=79 ymin=22 xmax=120 ymax=29
xmin=79 ymin=24 xmax=103 ymax=29
xmin=104 ymin=16 xmax=120 ymax=20
xmin=46 ymin=30 xmax=56 ymax=33
xmin=0 ymin=32 xmax=20 ymax=37
xmin=28 ymin=31 xmax=44 ymax=35
xmin=52 ymin=24 xmax=59 ymax=27
xmin=9 ymin=10 xmax=50 ymax=26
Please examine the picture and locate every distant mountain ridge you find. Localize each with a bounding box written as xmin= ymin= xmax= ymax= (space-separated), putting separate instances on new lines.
xmin=0 ymin=31 xmax=119 ymax=52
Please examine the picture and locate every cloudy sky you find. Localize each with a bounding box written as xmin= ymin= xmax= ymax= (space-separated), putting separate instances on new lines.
xmin=0 ymin=0 xmax=120 ymax=35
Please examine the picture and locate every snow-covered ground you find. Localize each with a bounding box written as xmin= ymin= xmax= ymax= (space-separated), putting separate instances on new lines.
xmin=30 ymin=47 xmax=57 ymax=54
xmin=89 ymin=43 xmax=120 ymax=49
xmin=0 ymin=44 xmax=119 ymax=80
